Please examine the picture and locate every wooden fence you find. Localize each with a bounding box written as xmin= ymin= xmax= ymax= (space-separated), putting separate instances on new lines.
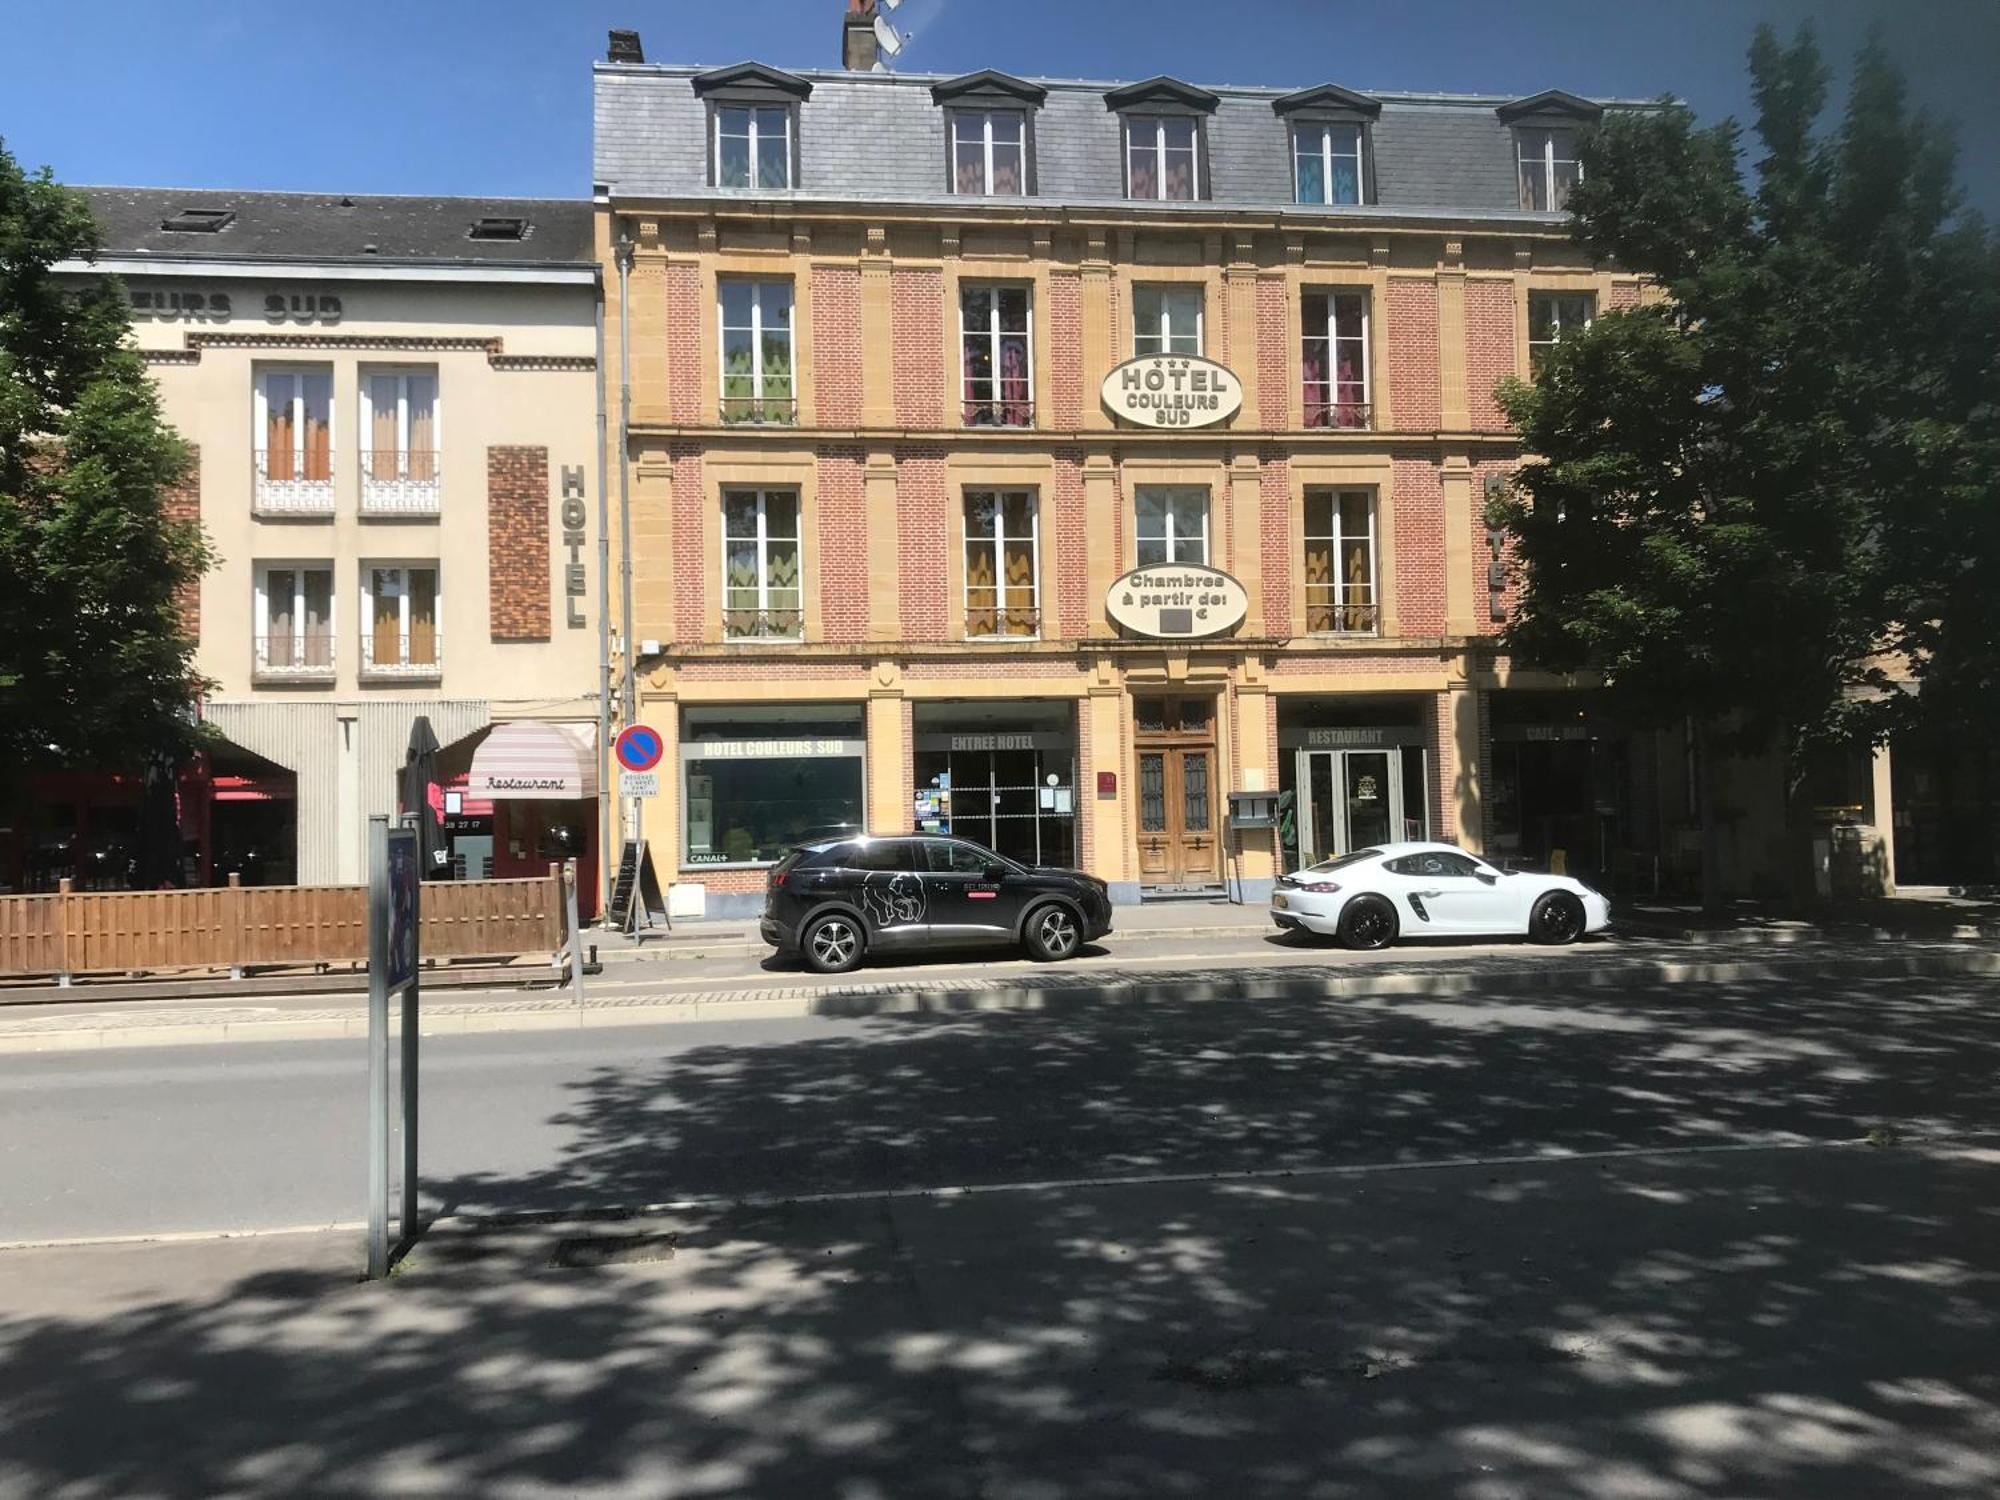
xmin=0 ymin=869 xmax=567 ymax=980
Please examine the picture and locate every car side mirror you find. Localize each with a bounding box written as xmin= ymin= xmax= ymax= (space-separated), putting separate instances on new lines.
xmin=1475 ymin=871 xmax=1497 ymax=885
xmin=984 ymin=863 xmax=1008 ymax=881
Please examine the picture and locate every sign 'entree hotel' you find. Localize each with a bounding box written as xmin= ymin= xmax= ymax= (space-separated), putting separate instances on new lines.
xmin=1106 ymin=563 xmax=1250 ymax=640
xmin=1101 ymin=354 xmax=1243 ymax=429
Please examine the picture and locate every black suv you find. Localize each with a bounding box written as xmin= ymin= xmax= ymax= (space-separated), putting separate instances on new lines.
xmin=760 ymin=834 xmax=1115 ymax=974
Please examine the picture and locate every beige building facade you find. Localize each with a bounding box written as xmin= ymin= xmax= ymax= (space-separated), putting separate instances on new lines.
xmin=50 ymin=190 xmax=609 ymax=903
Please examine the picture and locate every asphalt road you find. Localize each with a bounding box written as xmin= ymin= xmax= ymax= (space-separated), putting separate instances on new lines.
xmin=5 ymin=957 xmax=1996 ymax=1245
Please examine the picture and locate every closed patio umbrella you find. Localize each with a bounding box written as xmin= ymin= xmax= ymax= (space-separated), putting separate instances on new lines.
xmin=400 ymin=715 xmax=448 ymax=879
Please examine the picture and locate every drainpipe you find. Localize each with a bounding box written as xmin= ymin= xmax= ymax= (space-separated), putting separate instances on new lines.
xmin=615 ymin=228 xmax=637 ymax=854
xmin=592 ymin=248 xmax=614 ymax=914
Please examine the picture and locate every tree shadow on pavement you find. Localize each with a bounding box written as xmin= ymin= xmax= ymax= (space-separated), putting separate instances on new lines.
xmin=2 ymin=971 xmax=1998 ymax=1497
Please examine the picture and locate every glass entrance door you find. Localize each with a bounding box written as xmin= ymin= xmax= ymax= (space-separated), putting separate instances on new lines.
xmin=1295 ymin=747 xmax=1429 ymax=860
xmin=1342 ymin=751 xmax=1394 ymax=850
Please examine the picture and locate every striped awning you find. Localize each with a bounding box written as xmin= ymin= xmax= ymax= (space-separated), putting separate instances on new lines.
xmin=466 ymin=721 xmax=599 ymax=800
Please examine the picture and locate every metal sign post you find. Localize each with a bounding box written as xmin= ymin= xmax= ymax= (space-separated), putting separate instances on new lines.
xmin=365 ymin=814 xmax=420 ymax=1281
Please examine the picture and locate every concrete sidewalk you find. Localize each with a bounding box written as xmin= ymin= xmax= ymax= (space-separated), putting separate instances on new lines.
xmin=2 ymin=1139 xmax=1995 ymax=1498
xmin=2 ymin=940 xmax=1995 ymax=1052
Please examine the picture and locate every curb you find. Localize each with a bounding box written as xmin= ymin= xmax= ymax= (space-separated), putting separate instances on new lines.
xmin=2 ymin=946 xmax=1992 ymax=1054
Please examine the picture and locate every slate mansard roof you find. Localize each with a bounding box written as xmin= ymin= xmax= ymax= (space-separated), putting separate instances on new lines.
xmin=595 ymin=62 xmax=1660 ymax=221
xmin=78 ymin=187 xmax=596 ymax=269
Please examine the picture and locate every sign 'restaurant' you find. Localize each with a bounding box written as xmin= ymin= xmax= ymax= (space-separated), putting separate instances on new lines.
xmin=1101 ymin=355 xmax=1243 ymax=429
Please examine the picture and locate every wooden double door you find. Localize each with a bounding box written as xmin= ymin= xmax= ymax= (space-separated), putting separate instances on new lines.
xmin=1135 ymin=697 xmax=1219 ymax=886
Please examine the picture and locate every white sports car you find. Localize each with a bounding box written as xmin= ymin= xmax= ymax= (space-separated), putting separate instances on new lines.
xmin=1269 ymin=840 xmax=1611 ymax=948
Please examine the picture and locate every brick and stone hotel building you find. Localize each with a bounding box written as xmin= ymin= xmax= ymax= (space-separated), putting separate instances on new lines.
xmin=592 ymin=15 xmax=1680 ymax=917
xmin=22 ymin=192 xmax=610 ymax=907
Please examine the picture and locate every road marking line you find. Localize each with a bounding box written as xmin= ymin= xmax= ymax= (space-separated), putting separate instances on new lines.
xmin=0 ymin=1220 xmax=368 ymax=1253
xmin=11 ymin=1134 xmax=1988 ymax=1251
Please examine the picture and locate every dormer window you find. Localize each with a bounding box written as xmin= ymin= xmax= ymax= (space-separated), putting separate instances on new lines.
xmin=951 ymin=111 xmax=1025 ymax=196
xmin=718 ymin=106 xmax=792 ymax=190
xmin=1272 ymin=85 xmax=1381 ymax=209
xmin=1497 ymin=91 xmax=1602 ymax=212
xmin=1127 ymin=118 xmax=1199 ymax=201
xmin=1105 ymin=77 xmax=1217 ymax=203
xmin=692 ymin=62 xmax=812 ymax=192
xmin=1517 ymin=128 xmax=1582 ymax=211
xmin=1293 ymin=123 xmax=1364 ymax=205
xmin=932 ymin=71 xmax=1045 ymax=198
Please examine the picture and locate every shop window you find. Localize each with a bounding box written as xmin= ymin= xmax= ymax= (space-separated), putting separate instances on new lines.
xmin=682 ymin=708 xmax=866 ymax=867
xmin=1125 ymin=116 xmax=1201 ymax=200
xmin=960 ymin=285 xmax=1032 ymax=427
xmin=254 ymin=365 xmax=333 ymax=513
xmin=714 ymin=104 xmax=792 ymax=190
xmin=964 ymin=490 xmax=1038 ymax=639
xmin=722 ymin=488 xmax=802 ymax=640
xmin=1303 ymin=489 xmax=1378 ymax=634
xmin=912 ymin=724 xmax=1078 ymax=868
xmin=1133 ymin=286 xmax=1202 ymax=356
xmin=1293 ymin=121 xmax=1365 ymax=205
xmin=1302 ymin=289 xmax=1370 ymax=430
xmin=951 ymin=110 xmax=1026 ymax=196
xmin=361 ymin=563 xmax=440 ymax=678
xmin=1135 ymin=486 xmax=1209 ymax=566
xmin=1517 ymin=127 xmax=1582 ymax=211
xmin=1529 ymin=292 xmax=1595 ymax=374
xmin=253 ymin=563 xmax=335 ymax=679
xmin=719 ymin=279 xmax=795 ymax=424
xmin=359 ymin=367 xmax=439 ymax=515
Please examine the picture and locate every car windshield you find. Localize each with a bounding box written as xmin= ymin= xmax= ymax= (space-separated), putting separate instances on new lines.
xmin=1301 ymin=848 xmax=1383 ymax=874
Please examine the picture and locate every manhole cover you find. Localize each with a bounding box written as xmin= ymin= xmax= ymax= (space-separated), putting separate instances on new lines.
xmin=550 ymin=1230 xmax=679 ymax=1269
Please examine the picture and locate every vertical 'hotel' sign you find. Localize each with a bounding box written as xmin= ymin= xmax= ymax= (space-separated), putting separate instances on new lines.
xmin=561 ymin=466 xmax=588 ymax=629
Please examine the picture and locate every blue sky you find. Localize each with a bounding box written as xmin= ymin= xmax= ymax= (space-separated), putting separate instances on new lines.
xmin=3 ymin=0 xmax=1995 ymax=212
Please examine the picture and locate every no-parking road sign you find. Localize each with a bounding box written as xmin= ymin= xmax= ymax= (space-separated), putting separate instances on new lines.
xmin=614 ymin=725 xmax=664 ymax=773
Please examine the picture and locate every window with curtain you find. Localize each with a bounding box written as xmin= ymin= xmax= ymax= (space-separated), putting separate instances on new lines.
xmin=1529 ymin=292 xmax=1595 ymax=374
xmin=716 ymin=105 xmax=791 ymax=189
xmin=723 ymin=489 xmax=802 ymax=639
xmin=1133 ymin=286 xmax=1202 ymax=356
xmin=365 ymin=564 xmax=439 ymax=672
xmin=254 ymin=564 xmax=334 ymax=673
xmin=257 ymin=368 xmax=332 ymax=484
xmin=964 ymin=490 xmax=1038 ymax=638
xmin=960 ymin=285 xmax=1032 ymax=427
xmin=1301 ymin=290 xmax=1370 ymax=429
xmin=951 ymin=111 xmax=1025 ymax=195
xmin=1135 ymin=486 xmax=1209 ymax=566
xmin=1293 ymin=122 xmax=1364 ymax=205
xmin=1517 ymin=127 xmax=1582 ymax=211
xmin=361 ymin=369 xmax=437 ymax=483
xmin=1303 ymin=489 xmax=1378 ymax=634
xmin=719 ymin=280 xmax=795 ymax=424
xmin=1125 ymin=116 xmax=1199 ymax=200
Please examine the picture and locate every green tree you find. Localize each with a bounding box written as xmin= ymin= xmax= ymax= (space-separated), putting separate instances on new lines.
xmin=0 ymin=140 xmax=210 ymax=782
xmin=1491 ymin=27 xmax=1999 ymax=907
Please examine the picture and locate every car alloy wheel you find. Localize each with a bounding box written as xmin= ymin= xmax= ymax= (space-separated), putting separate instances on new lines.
xmin=1340 ymin=896 xmax=1397 ymax=951
xmin=805 ymin=915 xmax=862 ymax=973
xmin=1532 ymin=893 xmax=1584 ymax=945
xmin=1030 ymin=905 xmax=1079 ymax=961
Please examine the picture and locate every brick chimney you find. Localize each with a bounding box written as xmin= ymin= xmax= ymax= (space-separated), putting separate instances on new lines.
xmin=842 ymin=0 xmax=878 ymax=71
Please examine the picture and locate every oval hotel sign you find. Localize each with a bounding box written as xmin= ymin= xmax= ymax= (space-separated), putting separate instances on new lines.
xmin=1106 ymin=563 xmax=1250 ymax=640
xmin=1101 ymin=354 xmax=1244 ymax=429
